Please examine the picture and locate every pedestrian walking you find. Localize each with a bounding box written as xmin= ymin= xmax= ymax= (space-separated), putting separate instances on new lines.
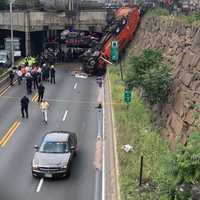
xmin=20 ymin=95 xmax=29 ymax=118
xmin=9 ymin=70 xmax=15 ymax=86
xmin=50 ymin=65 xmax=56 ymax=84
xmin=40 ymin=99 xmax=49 ymax=123
xmin=38 ymin=83 xmax=45 ymax=102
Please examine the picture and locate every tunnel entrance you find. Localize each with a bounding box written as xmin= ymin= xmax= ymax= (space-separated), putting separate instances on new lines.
xmin=0 ymin=29 xmax=25 ymax=57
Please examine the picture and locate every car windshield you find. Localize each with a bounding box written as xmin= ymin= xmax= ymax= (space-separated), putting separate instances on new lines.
xmin=39 ymin=141 xmax=68 ymax=153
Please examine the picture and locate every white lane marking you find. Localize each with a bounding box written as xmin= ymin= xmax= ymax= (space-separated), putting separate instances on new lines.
xmin=73 ymin=83 xmax=78 ymax=90
xmin=36 ymin=178 xmax=44 ymax=193
xmin=62 ymin=110 xmax=68 ymax=121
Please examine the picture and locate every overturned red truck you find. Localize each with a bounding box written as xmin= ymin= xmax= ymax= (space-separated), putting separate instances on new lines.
xmin=81 ymin=6 xmax=141 ymax=75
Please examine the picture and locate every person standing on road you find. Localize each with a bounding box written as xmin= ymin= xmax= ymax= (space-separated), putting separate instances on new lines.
xmin=31 ymin=70 xmax=38 ymax=90
xmin=38 ymin=83 xmax=45 ymax=102
xmin=9 ymin=70 xmax=15 ymax=86
xmin=20 ymin=95 xmax=29 ymax=118
xmin=50 ymin=65 xmax=56 ymax=84
xmin=40 ymin=99 xmax=49 ymax=123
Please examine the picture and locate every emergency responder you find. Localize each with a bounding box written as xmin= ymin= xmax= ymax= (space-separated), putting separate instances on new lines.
xmin=20 ymin=95 xmax=29 ymax=118
xmin=50 ymin=65 xmax=56 ymax=84
xmin=9 ymin=70 xmax=15 ymax=86
xmin=38 ymin=83 xmax=45 ymax=102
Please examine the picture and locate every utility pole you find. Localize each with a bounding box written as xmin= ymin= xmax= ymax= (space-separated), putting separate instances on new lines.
xmin=10 ymin=0 xmax=15 ymax=68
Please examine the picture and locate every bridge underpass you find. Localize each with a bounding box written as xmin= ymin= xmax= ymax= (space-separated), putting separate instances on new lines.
xmin=0 ymin=9 xmax=107 ymax=56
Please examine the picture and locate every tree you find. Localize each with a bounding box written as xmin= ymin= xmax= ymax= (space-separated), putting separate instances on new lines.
xmin=125 ymin=48 xmax=172 ymax=104
xmin=159 ymin=133 xmax=200 ymax=199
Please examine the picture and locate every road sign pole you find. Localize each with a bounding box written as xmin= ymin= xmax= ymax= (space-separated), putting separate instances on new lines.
xmin=119 ymin=61 xmax=124 ymax=81
xmin=126 ymin=102 xmax=129 ymax=110
xmin=139 ymin=156 xmax=143 ymax=187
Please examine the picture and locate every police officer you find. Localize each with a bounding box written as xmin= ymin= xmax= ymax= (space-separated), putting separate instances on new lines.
xmin=20 ymin=95 xmax=29 ymax=118
xmin=38 ymin=83 xmax=45 ymax=102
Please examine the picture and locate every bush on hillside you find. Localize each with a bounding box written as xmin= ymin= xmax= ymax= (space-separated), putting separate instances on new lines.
xmin=125 ymin=48 xmax=172 ymax=104
xmin=159 ymin=133 xmax=200 ymax=200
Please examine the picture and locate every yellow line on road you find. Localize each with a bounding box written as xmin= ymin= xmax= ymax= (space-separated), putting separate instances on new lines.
xmin=0 ymin=121 xmax=18 ymax=145
xmin=0 ymin=80 xmax=17 ymax=96
xmin=1 ymin=121 xmax=20 ymax=147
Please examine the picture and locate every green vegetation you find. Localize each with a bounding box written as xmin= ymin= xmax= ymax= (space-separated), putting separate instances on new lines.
xmin=109 ymin=65 xmax=170 ymax=199
xmin=180 ymin=11 xmax=200 ymax=24
xmin=147 ymin=7 xmax=200 ymax=24
xmin=109 ymin=58 xmax=200 ymax=199
xmin=146 ymin=7 xmax=171 ymax=16
xmin=125 ymin=49 xmax=172 ymax=104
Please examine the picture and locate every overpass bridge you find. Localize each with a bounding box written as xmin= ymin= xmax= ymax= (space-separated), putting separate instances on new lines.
xmin=0 ymin=9 xmax=107 ymax=55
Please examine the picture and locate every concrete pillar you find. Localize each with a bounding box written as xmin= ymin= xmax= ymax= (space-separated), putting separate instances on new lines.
xmin=46 ymin=30 xmax=50 ymax=40
xmin=25 ymin=11 xmax=31 ymax=56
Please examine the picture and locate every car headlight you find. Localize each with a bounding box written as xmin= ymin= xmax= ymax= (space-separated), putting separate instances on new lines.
xmin=62 ymin=164 xmax=68 ymax=169
xmin=32 ymin=159 xmax=39 ymax=169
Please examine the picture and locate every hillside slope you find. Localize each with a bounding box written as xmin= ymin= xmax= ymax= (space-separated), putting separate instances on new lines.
xmin=129 ymin=14 xmax=200 ymax=146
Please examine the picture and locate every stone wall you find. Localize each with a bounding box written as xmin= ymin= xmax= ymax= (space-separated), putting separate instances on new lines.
xmin=131 ymin=15 xmax=200 ymax=147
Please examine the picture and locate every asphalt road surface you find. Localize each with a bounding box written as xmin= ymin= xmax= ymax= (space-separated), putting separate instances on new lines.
xmin=0 ymin=63 xmax=101 ymax=200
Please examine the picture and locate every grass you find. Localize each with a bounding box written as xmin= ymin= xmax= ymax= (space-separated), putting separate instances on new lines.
xmin=109 ymin=65 xmax=171 ymax=200
xmin=146 ymin=8 xmax=170 ymax=17
xmin=146 ymin=7 xmax=200 ymax=25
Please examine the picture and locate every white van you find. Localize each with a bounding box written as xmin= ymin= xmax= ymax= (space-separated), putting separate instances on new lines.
xmin=0 ymin=50 xmax=11 ymax=68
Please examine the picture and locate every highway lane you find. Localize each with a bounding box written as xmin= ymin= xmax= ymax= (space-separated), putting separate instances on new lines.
xmin=0 ymin=64 xmax=101 ymax=200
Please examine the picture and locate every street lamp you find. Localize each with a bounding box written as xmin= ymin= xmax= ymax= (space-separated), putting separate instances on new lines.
xmin=9 ymin=0 xmax=16 ymax=68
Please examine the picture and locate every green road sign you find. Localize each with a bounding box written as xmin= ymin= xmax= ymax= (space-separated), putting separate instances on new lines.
xmin=124 ymin=89 xmax=132 ymax=103
xmin=111 ymin=40 xmax=119 ymax=62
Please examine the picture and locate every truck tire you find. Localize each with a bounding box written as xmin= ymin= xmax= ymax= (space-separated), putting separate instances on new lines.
xmin=121 ymin=17 xmax=127 ymax=26
xmin=115 ymin=26 xmax=121 ymax=34
xmin=88 ymin=58 xmax=96 ymax=67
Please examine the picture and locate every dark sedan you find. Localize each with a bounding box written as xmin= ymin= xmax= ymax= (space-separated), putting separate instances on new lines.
xmin=32 ymin=131 xmax=77 ymax=178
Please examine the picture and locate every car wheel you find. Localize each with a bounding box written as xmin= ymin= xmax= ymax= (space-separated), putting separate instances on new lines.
xmin=32 ymin=172 xmax=38 ymax=178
